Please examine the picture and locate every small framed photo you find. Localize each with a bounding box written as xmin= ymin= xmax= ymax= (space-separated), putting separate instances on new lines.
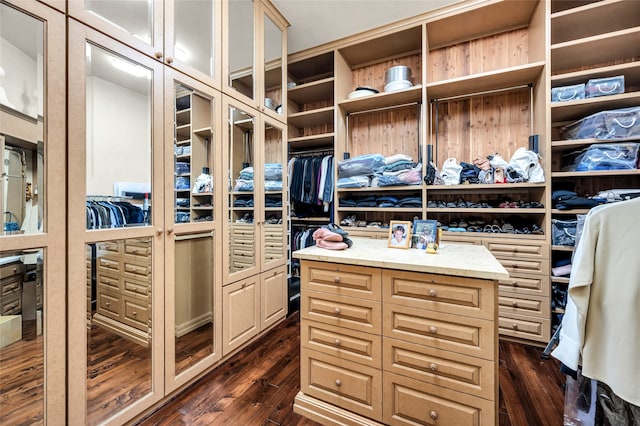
xmin=388 ymin=220 xmax=411 ymax=249
xmin=411 ymin=219 xmax=438 ymax=250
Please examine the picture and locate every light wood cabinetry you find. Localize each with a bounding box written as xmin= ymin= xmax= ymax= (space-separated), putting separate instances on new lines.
xmin=549 ymin=0 xmax=640 ymax=332
xmin=294 ymin=240 xmax=504 ymax=425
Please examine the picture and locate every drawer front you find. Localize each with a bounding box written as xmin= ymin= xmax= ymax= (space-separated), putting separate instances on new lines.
xmin=382 ymin=270 xmax=495 ymax=321
xmin=302 ymin=289 xmax=381 ymax=334
xmin=498 ymin=293 xmax=550 ymax=318
xmin=124 ymin=239 xmax=151 ymax=258
xmin=0 ymin=292 xmax=22 ymax=315
xmin=383 ymin=371 xmax=494 ymax=426
xmin=96 ymin=240 xmax=120 ymax=255
xmin=121 ymin=295 xmax=149 ymax=330
xmin=231 ymin=247 xmax=254 ymax=258
xmin=123 ymin=261 xmax=151 ymax=282
xmin=495 ymin=256 xmax=550 ymax=275
xmin=97 ymin=271 xmax=120 ymax=292
xmin=498 ymin=272 xmax=550 ymax=297
xmin=97 ymin=256 xmax=120 ymax=273
xmin=301 ymin=320 xmax=381 ymax=368
xmin=383 ymin=337 xmax=495 ymax=401
xmin=302 ymin=261 xmax=381 ymax=300
xmin=97 ymin=289 xmax=121 ymax=319
xmin=499 ymin=313 xmax=551 ymax=343
xmin=123 ymin=278 xmax=150 ymax=299
xmin=301 ymin=348 xmax=382 ymax=422
xmin=485 ymin=240 xmax=549 ymax=259
xmin=384 ymin=305 xmax=495 ymax=361
xmin=0 ymin=262 xmax=24 ymax=280
xmin=1 ymin=277 xmax=22 ymax=297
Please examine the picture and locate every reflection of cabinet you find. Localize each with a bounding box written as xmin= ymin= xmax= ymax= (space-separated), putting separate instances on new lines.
xmin=174 ymin=90 xmax=214 ymax=223
xmin=0 ymin=261 xmax=25 ymax=315
xmin=548 ymin=0 xmax=640 ymax=331
xmin=294 ymin=240 xmax=504 ymax=426
xmin=92 ymin=239 xmax=151 ymax=347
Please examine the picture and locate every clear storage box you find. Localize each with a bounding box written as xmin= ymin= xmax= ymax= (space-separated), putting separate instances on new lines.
xmin=586 ymin=75 xmax=624 ymax=98
xmin=551 ymin=83 xmax=585 ymax=102
xmin=561 ymin=106 xmax=640 ymax=140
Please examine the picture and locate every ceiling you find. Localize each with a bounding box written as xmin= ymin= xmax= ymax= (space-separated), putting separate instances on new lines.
xmin=271 ymin=0 xmax=462 ymax=55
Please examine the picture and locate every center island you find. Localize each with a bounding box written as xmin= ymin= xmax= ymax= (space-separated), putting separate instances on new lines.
xmin=293 ymin=237 xmax=509 ymax=426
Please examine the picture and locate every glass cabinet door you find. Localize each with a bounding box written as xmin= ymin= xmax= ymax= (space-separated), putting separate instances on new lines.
xmin=260 ymin=118 xmax=287 ymax=269
xmin=67 ymin=21 xmax=165 ymax=426
xmin=224 ymin=99 xmax=259 ymax=283
xmin=164 ymin=69 xmax=222 ymax=392
xmin=0 ymin=0 xmax=66 ymax=423
xmin=262 ymin=8 xmax=286 ymax=122
xmin=225 ymin=0 xmax=255 ymax=105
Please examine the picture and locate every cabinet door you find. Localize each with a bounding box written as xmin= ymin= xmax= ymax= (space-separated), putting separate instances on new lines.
xmin=67 ymin=21 xmax=165 ymax=426
xmin=260 ymin=116 xmax=287 ymax=270
xmin=0 ymin=0 xmax=66 ymax=423
xmin=261 ymin=265 xmax=287 ymax=330
xmin=260 ymin=2 xmax=287 ymax=122
xmin=163 ymin=69 xmax=222 ymax=393
xmin=222 ymin=275 xmax=260 ymax=355
xmin=223 ymin=0 xmax=256 ymax=106
xmin=223 ymin=97 xmax=260 ymax=283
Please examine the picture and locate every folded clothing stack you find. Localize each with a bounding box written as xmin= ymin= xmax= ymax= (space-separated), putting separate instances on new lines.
xmin=312 ymin=224 xmax=353 ymax=250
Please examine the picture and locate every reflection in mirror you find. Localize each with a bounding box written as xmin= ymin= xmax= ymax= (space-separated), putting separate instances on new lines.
xmin=86 ymin=0 xmax=153 ymax=45
xmin=0 ymin=4 xmax=45 ymax=235
xmin=263 ymin=124 xmax=284 ymax=265
xmin=174 ymin=232 xmax=214 ymax=375
xmin=174 ymin=83 xmax=214 ymax=224
xmin=263 ymin=15 xmax=282 ymax=114
xmin=228 ymin=106 xmax=255 ymax=274
xmin=174 ymin=0 xmax=215 ymax=77
xmin=0 ymin=250 xmax=45 ymax=424
xmin=85 ymin=43 xmax=152 ymax=230
xmin=86 ymin=238 xmax=152 ymax=425
xmin=227 ymin=0 xmax=254 ymax=99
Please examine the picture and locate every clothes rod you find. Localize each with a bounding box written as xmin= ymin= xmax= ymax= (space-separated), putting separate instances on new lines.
xmin=430 ymin=83 xmax=532 ymax=103
xmin=346 ymin=101 xmax=421 ymax=117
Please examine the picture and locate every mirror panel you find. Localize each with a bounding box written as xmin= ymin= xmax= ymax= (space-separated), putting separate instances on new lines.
xmin=1 ymin=4 xmax=45 ymax=235
xmin=0 ymin=250 xmax=45 ymax=424
xmin=86 ymin=0 xmax=153 ymax=45
xmin=174 ymin=232 xmax=214 ymax=375
xmin=263 ymin=14 xmax=282 ymax=114
xmin=227 ymin=0 xmax=254 ymax=100
xmin=228 ymin=105 xmax=256 ymax=274
xmin=263 ymin=123 xmax=284 ymax=267
xmin=173 ymin=0 xmax=215 ymax=77
xmin=174 ymin=83 xmax=214 ymax=224
xmin=86 ymin=238 xmax=152 ymax=424
xmin=85 ymin=43 xmax=152 ymax=229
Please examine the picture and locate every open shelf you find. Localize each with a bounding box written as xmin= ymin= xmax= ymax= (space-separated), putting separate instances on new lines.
xmin=288 ymin=106 xmax=334 ymax=128
xmin=550 ymin=91 xmax=640 ymax=123
xmin=288 ymin=77 xmax=334 ymax=105
xmin=552 ymin=169 xmax=640 ymax=178
xmin=338 ymin=85 xmax=422 ymax=114
xmin=288 ymin=132 xmax=334 ymax=150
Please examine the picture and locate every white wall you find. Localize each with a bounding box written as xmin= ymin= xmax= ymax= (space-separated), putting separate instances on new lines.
xmin=0 ymin=38 xmax=39 ymax=118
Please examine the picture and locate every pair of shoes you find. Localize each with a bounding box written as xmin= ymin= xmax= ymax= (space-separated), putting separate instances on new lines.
xmin=340 ymin=215 xmax=356 ymax=226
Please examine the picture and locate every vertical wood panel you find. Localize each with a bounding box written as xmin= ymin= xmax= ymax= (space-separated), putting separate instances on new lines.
xmin=352 ymin=53 xmax=422 ymax=92
xmin=349 ymin=106 xmax=419 ymax=159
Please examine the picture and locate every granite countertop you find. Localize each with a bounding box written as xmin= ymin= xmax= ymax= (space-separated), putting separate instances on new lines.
xmin=293 ymin=237 xmax=509 ymax=281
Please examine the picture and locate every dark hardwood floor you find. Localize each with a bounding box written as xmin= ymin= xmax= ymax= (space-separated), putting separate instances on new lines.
xmin=136 ymin=312 xmax=566 ymax=426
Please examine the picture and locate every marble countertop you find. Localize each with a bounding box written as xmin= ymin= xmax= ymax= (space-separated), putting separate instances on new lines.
xmin=293 ymin=237 xmax=509 ymax=281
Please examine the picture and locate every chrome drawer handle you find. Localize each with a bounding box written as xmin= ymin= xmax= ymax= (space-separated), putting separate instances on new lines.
xmin=334 ymin=339 xmax=341 ymax=346
xmin=334 ymin=307 xmax=341 ymax=315
xmin=428 ymin=289 xmax=437 ymax=297
xmin=429 ymin=326 xmax=437 ymax=334
xmin=430 ymin=363 xmax=437 ymax=372
xmin=430 ymin=410 xmax=438 ymax=420
xmin=335 ymin=379 xmax=341 ymax=387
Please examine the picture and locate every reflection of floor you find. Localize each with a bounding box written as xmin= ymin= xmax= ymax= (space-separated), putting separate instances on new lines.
xmin=87 ymin=323 xmax=151 ymax=425
xmin=175 ymin=322 xmax=213 ymax=375
xmin=0 ymin=320 xmax=44 ymax=425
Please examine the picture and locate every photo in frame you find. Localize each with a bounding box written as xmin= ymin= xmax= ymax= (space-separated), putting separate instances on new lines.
xmin=411 ymin=219 xmax=438 ymax=250
xmin=388 ymin=220 xmax=411 ymax=249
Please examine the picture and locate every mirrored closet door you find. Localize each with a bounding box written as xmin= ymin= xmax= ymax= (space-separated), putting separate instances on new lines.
xmin=67 ymin=21 xmax=165 ymax=426
xmin=0 ymin=0 xmax=66 ymax=423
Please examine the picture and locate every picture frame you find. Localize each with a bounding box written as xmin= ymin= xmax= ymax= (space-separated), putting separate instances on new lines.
xmin=388 ymin=220 xmax=411 ymax=249
xmin=411 ymin=219 xmax=438 ymax=250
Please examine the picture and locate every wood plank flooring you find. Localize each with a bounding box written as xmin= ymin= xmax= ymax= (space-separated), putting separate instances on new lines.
xmin=136 ymin=312 xmax=566 ymax=426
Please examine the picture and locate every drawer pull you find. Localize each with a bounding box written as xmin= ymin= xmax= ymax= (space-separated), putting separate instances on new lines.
xmin=132 ymin=311 xmax=138 ymax=316
xmin=334 ymin=307 xmax=341 ymax=315
xmin=333 ymin=276 xmax=340 ymax=283
xmin=512 ymin=301 xmax=518 ymax=308
xmin=429 ymin=326 xmax=438 ymax=334
xmin=430 ymin=363 xmax=437 ymax=372
xmin=242 ymin=281 xmax=247 ymax=288
xmin=428 ymin=289 xmax=437 ymax=297
xmin=335 ymin=379 xmax=341 ymax=387
xmin=105 ymin=302 xmax=110 ymax=307
xmin=512 ymin=281 xmax=518 ymax=287
xmin=430 ymin=411 xmax=438 ymax=420
xmin=512 ymin=323 xmax=518 ymax=330
xmin=334 ymin=339 xmax=341 ymax=346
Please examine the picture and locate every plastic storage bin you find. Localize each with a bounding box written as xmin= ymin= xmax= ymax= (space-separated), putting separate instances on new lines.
xmin=586 ymin=75 xmax=624 ymax=98
xmin=551 ymin=83 xmax=585 ymax=102
xmin=561 ymin=106 xmax=640 ymax=140
xmin=175 ymin=162 xmax=190 ymax=175
xmin=552 ymin=219 xmax=577 ymax=246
